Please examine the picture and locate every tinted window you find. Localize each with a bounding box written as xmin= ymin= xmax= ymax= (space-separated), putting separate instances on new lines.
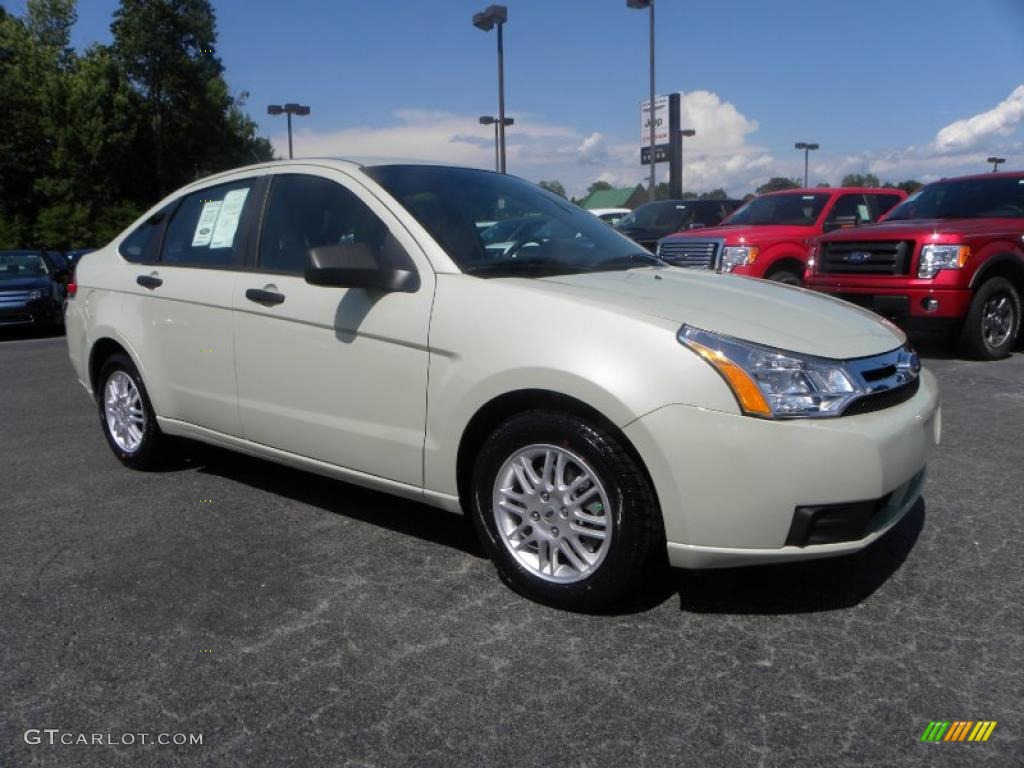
xmin=825 ymin=194 xmax=871 ymax=227
xmin=619 ymin=201 xmax=689 ymax=229
xmin=726 ymin=193 xmax=829 ymax=226
xmin=870 ymin=193 xmax=904 ymax=219
xmin=119 ymin=209 xmax=171 ymax=263
xmin=259 ymin=174 xmax=412 ymax=274
xmin=885 ymin=177 xmax=1024 ymax=220
xmin=161 ymin=180 xmax=256 ymax=266
xmin=365 ymin=165 xmax=659 ymax=277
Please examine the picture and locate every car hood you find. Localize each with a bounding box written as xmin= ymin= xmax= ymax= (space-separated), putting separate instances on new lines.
xmin=665 ymin=223 xmax=818 ymax=242
xmin=823 ymin=217 xmax=1023 ymax=240
xmin=525 ymin=267 xmax=903 ymax=359
xmin=0 ymin=276 xmax=50 ymax=292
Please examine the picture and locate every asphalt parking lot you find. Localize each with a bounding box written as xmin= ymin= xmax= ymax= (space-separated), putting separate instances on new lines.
xmin=1 ymin=330 xmax=1021 ymax=767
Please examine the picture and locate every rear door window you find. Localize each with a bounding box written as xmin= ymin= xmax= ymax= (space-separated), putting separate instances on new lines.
xmin=160 ymin=179 xmax=259 ymax=267
xmin=825 ymin=194 xmax=871 ymax=229
xmin=869 ymin=194 xmax=903 ymax=220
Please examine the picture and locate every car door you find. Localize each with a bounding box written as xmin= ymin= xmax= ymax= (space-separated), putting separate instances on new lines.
xmin=232 ymin=169 xmax=434 ymax=486
xmin=118 ymin=175 xmax=264 ymax=436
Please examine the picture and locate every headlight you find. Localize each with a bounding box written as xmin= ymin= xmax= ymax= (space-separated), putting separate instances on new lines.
xmin=918 ymin=244 xmax=970 ymax=278
xmin=27 ymin=288 xmax=44 ymax=300
xmin=679 ymin=326 xmax=918 ymax=418
xmin=719 ymin=245 xmax=758 ymax=272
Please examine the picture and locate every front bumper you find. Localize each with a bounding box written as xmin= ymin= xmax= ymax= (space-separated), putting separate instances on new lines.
xmin=623 ymin=368 xmax=940 ymax=568
xmin=0 ymin=303 xmax=62 ymax=327
xmin=805 ymin=276 xmax=972 ymax=322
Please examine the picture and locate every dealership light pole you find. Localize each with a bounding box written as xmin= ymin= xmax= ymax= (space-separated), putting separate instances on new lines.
xmin=795 ymin=142 xmax=819 ymax=187
xmin=473 ymin=5 xmax=509 ymax=173
xmin=267 ymin=103 xmax=311 ymax=159
xmin=628 ymin=0 xmax=656 ymax=201
xmin=680 ymin=128 xmax=695 ymax=192
xmin=987 ymin=156 xmax=1006 ymax=172
xmin=479 ymin=116 xmax=514 ymax=172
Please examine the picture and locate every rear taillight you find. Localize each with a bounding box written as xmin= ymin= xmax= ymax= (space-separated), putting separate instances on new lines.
xmin=67 ymin=281 xmax=77 ymax=298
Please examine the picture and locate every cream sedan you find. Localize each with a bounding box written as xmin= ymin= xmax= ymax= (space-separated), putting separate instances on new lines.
xmin=66 ymin=160 xmax=940 ymax=611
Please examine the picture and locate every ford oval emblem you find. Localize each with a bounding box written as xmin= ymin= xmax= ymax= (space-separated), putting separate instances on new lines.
xmin=843 ymin=251 xmax=871 ymax=263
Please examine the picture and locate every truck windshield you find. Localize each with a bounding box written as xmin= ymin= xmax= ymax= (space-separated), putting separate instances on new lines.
xmin=884 ymin=176 xmax=1024 ymax=220
xmin=725 ymin=193 xmax=829 ymax=226
xmin=365 ymin=165 xmax=664 ymax=277
xmin=616 ymin=201 xmax=690 ymax=230
xmin=0 ymin=251 xmax=49 ymax=279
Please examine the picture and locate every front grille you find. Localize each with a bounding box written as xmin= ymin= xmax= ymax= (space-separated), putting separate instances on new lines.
xmin=657 ymin=239 xmax=720 ymax=270
xmin=0 ymin=290 xmax=34 ymax=306
xmin=843 ymin=377 xmax=920 ymax=416
xmin=820 ymin=240 xmax=914 ymax=275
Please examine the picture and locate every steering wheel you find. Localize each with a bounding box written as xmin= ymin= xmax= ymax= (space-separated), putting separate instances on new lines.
xmin=504 ymin=236 xmax=550 ymax=259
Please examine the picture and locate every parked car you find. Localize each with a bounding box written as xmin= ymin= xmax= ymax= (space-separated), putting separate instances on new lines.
xmin=657 ymin=187 xmax=906 ymax=285
xmin=588 ymin=207 xmax=631 ymax=226
xmin=66 ymin=160 xmax=939 ymax=610
xmin=0 ymin=250 xmax=71 ymax=330
xmin=806 ymin=172 xmax=1024 ymax=359
xmin=615 ymin=198 xmax=742 ymax=251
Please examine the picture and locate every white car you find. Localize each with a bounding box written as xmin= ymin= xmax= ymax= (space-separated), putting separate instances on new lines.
xmin=588 ymin=207 xmax=631 ymax=226
xmin=66 ymin=159 xmax=940 ymax=611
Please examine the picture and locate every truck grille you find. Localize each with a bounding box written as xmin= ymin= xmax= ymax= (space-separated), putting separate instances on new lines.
xmin=820 ymin=241 xmax=914 ymax=275
xmin=657 ymin=240 xmax=720 ymax=270
xmin=0 ymin=290 xmax=35 ymax=306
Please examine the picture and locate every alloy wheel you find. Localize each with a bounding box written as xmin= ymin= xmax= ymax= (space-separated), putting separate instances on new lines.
xmin=104 ymin=371 xmax=145 ymax=453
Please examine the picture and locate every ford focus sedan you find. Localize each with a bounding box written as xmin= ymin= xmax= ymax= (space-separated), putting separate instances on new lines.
xmin=65 ymin=160 xmax=940 ymax=611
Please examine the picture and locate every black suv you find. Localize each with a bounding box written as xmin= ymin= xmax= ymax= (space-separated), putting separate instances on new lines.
xmin=615 ymin=198 xmax=742 ymax=251
xmin=0 ymin=250 xmax=72 ymax=330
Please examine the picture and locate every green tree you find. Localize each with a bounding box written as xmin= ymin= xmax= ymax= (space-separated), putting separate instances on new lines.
xmin=896 ymin=179 xmax=923 ymax=194
xmin=538 ymin=180 xmax=566 ymax=198
xmin=755 ymin=177 xmax=800 ymax=194
xmin=586 ymin=180 xmax=613 ymax=197
xmin=841 ymin=173 xmax=881 ymax=188
xmin=111 ymin=0 xmax=272 ymax=198
xmin=700 ymin=188 xmax=728 ymax=199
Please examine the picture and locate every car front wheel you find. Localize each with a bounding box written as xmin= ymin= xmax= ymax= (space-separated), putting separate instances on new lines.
xmin=97 ymin=353 xmax=168 ymax=469
xmin=471 ymin=410 xmax=662 ymax=612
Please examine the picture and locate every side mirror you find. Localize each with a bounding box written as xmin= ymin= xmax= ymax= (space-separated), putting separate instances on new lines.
xmin=304 ymin=244 xmax=419 ymax=293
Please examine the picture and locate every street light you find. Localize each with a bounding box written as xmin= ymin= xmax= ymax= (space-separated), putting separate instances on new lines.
xmin=987 ymin=156 xmax=1006 ymax=172
xmin=794 ymin=142 xmax=820 ymax=187
xmin=473 ymin=5 xmax=509 ymax=173
xmin=627 ymin=0 xmax=656 ymax=201
xmin=267 ymin=103 xmax=311 ymax=159
xmin=479 ymin=116 xmax=515 ymax=172
xmin=680 ymin=128 xmax=695 ymax=192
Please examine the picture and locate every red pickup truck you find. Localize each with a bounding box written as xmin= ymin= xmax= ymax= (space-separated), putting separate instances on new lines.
xmin=656 ymin=187 xmax=906 ymax=285
xmin=806 ymin=172 xmax=1024 ymax=359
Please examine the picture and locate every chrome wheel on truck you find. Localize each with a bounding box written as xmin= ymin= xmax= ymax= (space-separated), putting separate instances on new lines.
xmin=960 ymin=277 xmax=1021 ymax=360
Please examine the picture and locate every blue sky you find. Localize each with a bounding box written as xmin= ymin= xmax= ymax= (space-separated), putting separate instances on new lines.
xmin=54 ymin=0 xmax=1024 ymax=195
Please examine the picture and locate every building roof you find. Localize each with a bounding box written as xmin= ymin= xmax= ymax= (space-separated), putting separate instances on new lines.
xmin=580 ymin=186 xmax=643 ymax=210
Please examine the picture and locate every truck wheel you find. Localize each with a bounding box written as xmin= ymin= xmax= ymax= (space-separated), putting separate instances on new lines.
xmin=958 ymin=277 xmax=1021 ymax=360
xmin=767 ymin=268 xmax=803 ymax=286
xmin=470 ymin=410 xmax=662 ymax=612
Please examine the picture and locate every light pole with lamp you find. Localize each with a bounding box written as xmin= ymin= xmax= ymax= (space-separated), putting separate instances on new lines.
xmin=627 ymin=0 xmax=656 ymax=201
xmin=267 ymin=103 xmax=311 ymax=159
xmin=987 ymin=156 xmax=1006 ymax=172
xmin=794 ymin=142 xmax=819 ymax=187
xmin=479 ymin=116 xmax=514 ymax=172
xmin=473 ymin=5 xmax=509 ymax=173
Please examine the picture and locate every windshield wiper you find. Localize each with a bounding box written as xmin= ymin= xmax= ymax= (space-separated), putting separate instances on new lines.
xmin=589 ymin=253 xmax=666 ymax=271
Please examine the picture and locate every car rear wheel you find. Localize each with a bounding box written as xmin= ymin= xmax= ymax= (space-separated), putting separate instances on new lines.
xmin=959 ymin=277 xmax=1021 ymax=360
xmin=97 ymin=353 xmax=169 ymax=469
xmin=470 ymin=410 xmax=662 ymax=612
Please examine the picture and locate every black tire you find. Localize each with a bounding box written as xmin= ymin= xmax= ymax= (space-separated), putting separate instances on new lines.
xmin=767 ymin=268 xmax=803 ymax=286
xmin=958 ymin=277 xmax=1021 ymax=360
xmin=96 ymin=352 xmax=169 ymax=469
xmin=470 ymin=410 xmax=662 ymax=612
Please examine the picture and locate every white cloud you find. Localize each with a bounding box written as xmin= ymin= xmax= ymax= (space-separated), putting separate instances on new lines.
xmin=934 ymin=84 xmax=1024 ymax=151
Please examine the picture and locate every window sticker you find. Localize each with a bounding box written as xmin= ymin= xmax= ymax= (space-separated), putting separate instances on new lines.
xmin=191 ymin=201 xmax=222 ymax=247
xmin=209 ymin=188 xmax=249 ymax=249
xmin=857 ymin=204 xmax=870 ymax=220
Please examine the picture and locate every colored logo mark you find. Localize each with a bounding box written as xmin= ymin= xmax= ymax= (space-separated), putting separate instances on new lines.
xmin=920 ymin=721 xmax=997 ymax=742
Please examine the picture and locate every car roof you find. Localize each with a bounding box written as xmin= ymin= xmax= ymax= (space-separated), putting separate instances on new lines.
xmin=759 ymin=187 xmax=903 ymax=197
xmin=925 ymin=170 xmax=1024 ymax=183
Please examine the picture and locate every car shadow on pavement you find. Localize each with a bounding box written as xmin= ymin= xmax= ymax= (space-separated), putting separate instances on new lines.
xmin=177 ymin=440 xmax=487 ymax=559
xmin=664 ymin=499 xmax=926 ymax=615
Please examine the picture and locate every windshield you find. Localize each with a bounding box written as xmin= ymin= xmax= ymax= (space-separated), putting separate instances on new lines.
xmin=617 ymin=201 xmax=690 ymax=230
xmin=725 ymin=193 xmax=829 ymax=226
xmin=0 ymin=251 xmax=49 ymax=280
xmin=884 ymin=176 xmax=1024 ymax=220
xmin=365 ymin=165 xmax=664 ymax=277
